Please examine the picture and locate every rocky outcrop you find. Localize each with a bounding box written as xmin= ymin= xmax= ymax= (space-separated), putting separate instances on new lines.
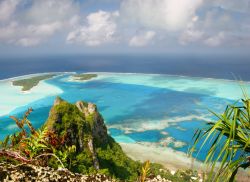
xmin=75 ymin=101 xmax=108 ymax=144
xmin=0 ymin=163 xmax=114 ymax=182
xmin=87 ymin=138 xmax=100 ymax=170
xmin=53 ymin=96 xmax=64 ymax=106
xmin=44 ymin=97 xmax=109 ymax=170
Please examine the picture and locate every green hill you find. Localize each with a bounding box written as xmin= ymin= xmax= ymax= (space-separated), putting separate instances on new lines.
xmin=44 ymin=97 xmax=140 ymax=180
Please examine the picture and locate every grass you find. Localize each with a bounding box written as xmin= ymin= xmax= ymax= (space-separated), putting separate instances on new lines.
xmin=12 ymin=74 xmax=57 ymax=91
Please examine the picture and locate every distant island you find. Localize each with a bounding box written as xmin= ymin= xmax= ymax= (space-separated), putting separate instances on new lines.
xmin=12 ymin=74 xmax=57 ymax=91
xmin=72 ymin=73 xmax=97 ymax=81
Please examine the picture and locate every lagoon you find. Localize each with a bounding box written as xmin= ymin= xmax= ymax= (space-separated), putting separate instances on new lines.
xmin=0 ymin=72 xmax=249 ymax=167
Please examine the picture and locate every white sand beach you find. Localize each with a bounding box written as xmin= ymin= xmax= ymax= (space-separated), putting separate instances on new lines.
xmin=120 ymin=142 xmax=204 ymax=171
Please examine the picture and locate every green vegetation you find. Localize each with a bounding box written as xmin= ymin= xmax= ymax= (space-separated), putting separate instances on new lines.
xmin=148 ymin=163 xmax=201 ymax=182
xmin=44 ymin=97 xmax=141 ymax=180
xmin=72 ymin=73 xmax=97 ymax=81
xmin=191 ymin=95 xmax=250 ymax=181
xmin=12 ymin=74 xmax=56 ymax=91
xmin=140 ymin=160 xmax=150 ymax=182
xmin=0 ymin=97 xmax=201 ymax=181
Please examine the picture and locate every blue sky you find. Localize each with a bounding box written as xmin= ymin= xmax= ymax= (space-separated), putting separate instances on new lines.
xmin=0 ymin=0 xmax=250 ymax=56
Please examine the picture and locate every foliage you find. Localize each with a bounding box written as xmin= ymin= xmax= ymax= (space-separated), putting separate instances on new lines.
xmin=0 ymin=108 xmax=37 ymax=150
xmin=73 ymin=74 xmax=97 ymax=81
xmin=96 ymin=136 xmax=141 ymax=181
xmin=1 ymin=98 xmax=203 ymax=182
xmin=142 ymin=162 xmax=201 ymax=182
xmin=12 ymin=100 xmax=140 ymax=181
xmin=0 ymin=109 xmax=61 ymax=166
xmin=139 ymin=160 xmax=150 ymax=182
xmin=44 ymin=98 xmax=141 ymax=180
xmin=45 ymin=101 xmax=90 ymax=138
xmin=20 ymin=127 xmax=49 ymax=159
xmin=190 ymin=97 xmax=250 ymax=181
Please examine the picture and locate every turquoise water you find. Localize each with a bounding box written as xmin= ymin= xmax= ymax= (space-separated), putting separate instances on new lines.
xmin=0 ymin=72 xmax=248 ymax=161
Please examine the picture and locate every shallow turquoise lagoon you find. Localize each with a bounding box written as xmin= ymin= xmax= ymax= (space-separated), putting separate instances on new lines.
xmin=0 ymin=72 xmax=249 ymax=161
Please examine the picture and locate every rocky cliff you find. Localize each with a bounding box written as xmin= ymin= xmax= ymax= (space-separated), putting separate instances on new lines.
xmin=45 ymin=97 xmax=110 ymax=170
xmin=43 ymin=97 xmax=140 ymax=180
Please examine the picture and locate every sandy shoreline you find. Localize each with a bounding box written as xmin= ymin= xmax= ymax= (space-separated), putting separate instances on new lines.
xmin=0 ymin=75 xmax=63 ymax=117
xmin=120 ymin=143 xmax=250 ymax=181
xmin=120 ymin=143 xmax=204 ymax=171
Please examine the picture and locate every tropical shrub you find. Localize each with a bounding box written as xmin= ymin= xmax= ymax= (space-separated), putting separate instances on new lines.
xmin=0 ymin=108 xmax=63 ymax=167
xmin=190 ymin=97 xmax=250 ymax=181
xmin=139 ymin=160 xmax=151 ymax=182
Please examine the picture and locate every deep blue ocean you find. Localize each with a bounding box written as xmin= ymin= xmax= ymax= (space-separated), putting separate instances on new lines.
xmin=0 ymin=54 xmax=250 ymax=80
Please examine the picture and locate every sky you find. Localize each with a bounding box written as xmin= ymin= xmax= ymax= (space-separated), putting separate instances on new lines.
xmin=0 ymin=0 xmax=250 ymax=56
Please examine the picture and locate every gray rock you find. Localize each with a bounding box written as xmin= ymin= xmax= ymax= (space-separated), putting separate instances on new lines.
xmin=0 ymin=163 xmax=115 ymax=182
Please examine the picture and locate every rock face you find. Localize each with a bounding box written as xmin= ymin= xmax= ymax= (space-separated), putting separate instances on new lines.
xmin=44 ymin=97 xmax=109 ymax=170
xmin=75 ymin=101 xmax=108 ymax=144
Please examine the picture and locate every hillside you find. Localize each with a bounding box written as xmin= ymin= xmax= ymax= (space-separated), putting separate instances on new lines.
xmin=44 ymin=97 xmax=140 ymax=180
xmin=0 ymin=97 xmax=202 ymax=181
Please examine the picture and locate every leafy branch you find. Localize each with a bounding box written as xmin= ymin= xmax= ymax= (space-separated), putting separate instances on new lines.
xmin=190 ymin=97 xmax=250 ymax=181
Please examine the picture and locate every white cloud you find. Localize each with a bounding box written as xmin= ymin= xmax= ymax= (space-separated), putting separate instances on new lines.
xmin=178 ymin=2 xmax=250 ymax=47
xmin=16 ymin=38 xmax=41 ymax=47
xmin=18 ymin=22 xmax=62 ymax=46
xmin=179 ymin=16 xmax=204 ymax=45
xmin=120 ymin=0 xmax=203 ymax=31
xmin=204 ymin=32 xmax=225 ymax=47
xmin=23 ymin=0 xmax=78 ymax=23
xmin=0 ymin=0 xmax=78 ymax=46
xmin=0 ymin=0 xmax=20 ymax=22
xmin=0 ymin=22 xmax=18 ymax=41
xmin=179 ymin=29 xmax=204 ymax=45
xmin=26 ymin=22 xmax=62 ymax=37
xmin=69 ymin=15 xmax=81 ymax=27
xmin=208 ymin=0 xmax=250 ymax=14
xmin=0 ymin=21 xmax=62 ymax=46
xmin=120 ymin=0 xmax=250 ymax=47
xmin=129 ymin=31 xmax=156 ymax=47
xmin=67 ymin=10 xmax=119 ymax=46
xmin=0 ymin=0 xmax=249 ymax=48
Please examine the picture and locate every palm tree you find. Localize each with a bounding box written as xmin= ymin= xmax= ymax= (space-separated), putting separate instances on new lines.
xmin=190 ymin=95 xmax=250 ymax=181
